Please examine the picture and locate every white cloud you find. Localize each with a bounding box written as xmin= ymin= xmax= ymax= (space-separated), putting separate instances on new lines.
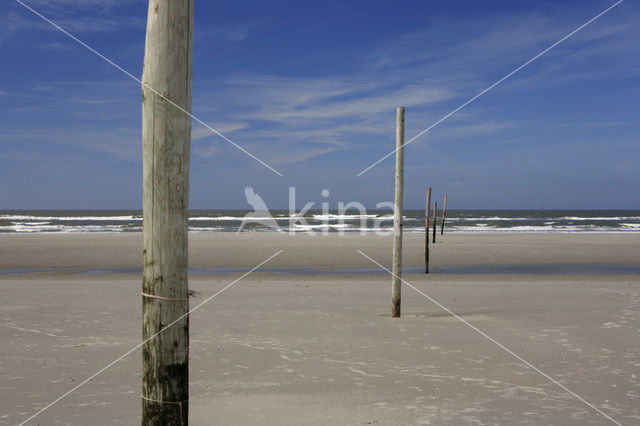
xmin=191 ymin=123 xmax=248 ymax=141
xmin=38 ymin=42 xmax=73 ymax=52
xmin=0 ymin=126 xmax=140 ymax=160
xmin=194 ymin=144 xmax=217 ymax=159
xmin=182 ymin=5 xmax=638 ymax=168
xmin=4 ymin=1 xmax=636 ymax=172
xmin=0 ymin=4 xmax=144 ymax=46
xmin=22 ymin=0 xmax=142 ymax=11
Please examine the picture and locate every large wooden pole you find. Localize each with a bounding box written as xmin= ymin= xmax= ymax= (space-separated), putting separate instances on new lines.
xmin=141 ymin=1 xmax=193 ymax=424
xmin=441 ymin=194 xmax=448 ymax=235
xmin=391 ymin=107 xmax=405 ymax=318
xmin=424 ymin=187 xmax=431 ymax=273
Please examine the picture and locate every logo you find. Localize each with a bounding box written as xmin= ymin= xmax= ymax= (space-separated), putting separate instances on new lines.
xmin=236 ymin=186 xmax=395 ymax=235
xmin=236 ymin=186 xmax=282 ymax=233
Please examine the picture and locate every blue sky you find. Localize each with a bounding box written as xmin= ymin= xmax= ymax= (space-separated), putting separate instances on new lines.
xmin=0 ymin=0 xmax=638 ymax=209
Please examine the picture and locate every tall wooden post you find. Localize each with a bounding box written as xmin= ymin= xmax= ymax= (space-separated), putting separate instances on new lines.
xmin=432 ymin=201 xmax=437 ymax=244
xmin=141 ymin=1 xmax=193 ymax=425
xmin=440 ymin=195 xmax=448 ymax=235
xmin=391 ymin=107 xmax=405 ymax=318
xmin=424 ymin=187 xmax=431 ymax=273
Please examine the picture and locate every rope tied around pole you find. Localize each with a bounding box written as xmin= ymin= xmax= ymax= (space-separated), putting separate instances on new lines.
xmin=141 ymin=394 xmax=188 ymax=425
xmin=141 ymin=291 xmax=190 ymax=302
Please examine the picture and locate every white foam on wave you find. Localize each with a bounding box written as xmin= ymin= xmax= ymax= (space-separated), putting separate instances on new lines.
xmin=3 ymin=224 xmax=64 ymax=233
xmin=560 ymin=216 xmax=640 ymax=221
xmin=442 ymin=216 xmax=640 ymax=223
xmin=189 ymin=226 xmax=226 ymax=232
xmin=292 ymin=223 xmax=352 ymax=230
xmin=446 ymin=216 xmax=532 ymax=222
xmin=189 ymin=216 xmax=289 ymax=221
xmin=3 ymin=214 xmax=292 ymax=223
xmin=312 ymin=214 xmax=379 ymax=221
xmin=1 ymin=215 xmax=142 ymax=221
xmin=193 ymin=214 xmax=393 ymax=224
xmin=3 ymin=211 xmax=639 ymax=234
xmin=403 ymin=224 xmax=640 ymax=233
xmin=0 ymin=224 xmax=141 ymax=233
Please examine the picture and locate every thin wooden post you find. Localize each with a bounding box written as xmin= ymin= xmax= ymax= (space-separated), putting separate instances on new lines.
xmin=425 ymin=187 xmax=431 ymax=273
xmin=432 ymin=201 xmax=437 ymax=244
xmin=440 ymin=195 xmax=448 ymax=235
xmin=391 ymin=107 xmax=405 ymax=318
xmin=141 ymin=1 xmax=193 ymax=425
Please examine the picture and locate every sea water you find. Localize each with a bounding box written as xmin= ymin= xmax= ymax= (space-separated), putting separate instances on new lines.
xmin=1 ymin=209 xmax=640 ymax=233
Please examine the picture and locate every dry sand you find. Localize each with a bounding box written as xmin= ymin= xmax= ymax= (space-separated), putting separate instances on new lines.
xmin=1 ymin=233 xmax=639 ymax=425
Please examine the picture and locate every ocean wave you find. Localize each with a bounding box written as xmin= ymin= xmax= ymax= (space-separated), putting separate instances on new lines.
xmin=292 ymin=223 xmax=352 ymax=230
xmin=446 ymin=216 xmax=535 ymax=222
xmin=0 ymin=224 xmax=141 ymax=233
xmin=443 ymin=216 xmax=640 ymax=223
xmin=1 ymin=215 xmax=142 ymax=221
xmin=191 ymin=214 xmax=394 ymax=222
xmin=312 ymin=214 xmax=380 ymax=220
xmin=189 ymin=216 xmax=289 ymax=221
xmin=2 ymin=210 xmax=639 ymax=234
xmin=189 ymin=226 xmax=226 ymax=231
xmin=559 ymin=216 xmax=640 ymax=221
xmin=402 ymin=225 xmax=640 ymax=233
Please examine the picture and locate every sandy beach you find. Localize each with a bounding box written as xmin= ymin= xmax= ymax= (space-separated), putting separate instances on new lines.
xmin=1 ymin=233 xmax=639 ymax=425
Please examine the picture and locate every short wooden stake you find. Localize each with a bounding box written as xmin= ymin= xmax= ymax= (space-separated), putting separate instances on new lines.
xmin=391 ymin=107 xmax=405 ymax=318
xmin=440 ymin=194 xmax=448 ymax=236
xmin=424 ymin=186 xmax=432 ymax=273
xmin=141 ymin=1 xmax=193 ymax=424
xmin=432 ymin=201 xmax=437 ymax=244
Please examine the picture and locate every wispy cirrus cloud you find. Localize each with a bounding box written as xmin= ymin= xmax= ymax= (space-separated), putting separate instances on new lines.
xmin=195 ymin=23 xmax=256 ymax=44
xmin=0 ymin=126 xmax=140 ymax=160
xmin=15 ymin=0 xmax=143 ymax=13
xmin=4 ymin=0 xmax=636 ymax=175
xmin=185 ymin=3 xmax=637 ymax=168
xmin=1 ymin=1 xmax=144 ymax=47
xmin=369 ymin=8 xmax=638 ymax=92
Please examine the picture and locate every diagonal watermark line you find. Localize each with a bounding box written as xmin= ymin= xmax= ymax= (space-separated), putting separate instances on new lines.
xmin=17 ymin=249 xmax=284 ymax=426
xmin=12 ymin=0 xmax=283 ymax=177
xmin=356 ymin=249 xmax=623 ymax=426
xmin=356 ymin=0 xmax=624 ymax=176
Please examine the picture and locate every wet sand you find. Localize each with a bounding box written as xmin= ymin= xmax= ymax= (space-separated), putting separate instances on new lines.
xmin=1 ymin=233 xmax=639 ymax=425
